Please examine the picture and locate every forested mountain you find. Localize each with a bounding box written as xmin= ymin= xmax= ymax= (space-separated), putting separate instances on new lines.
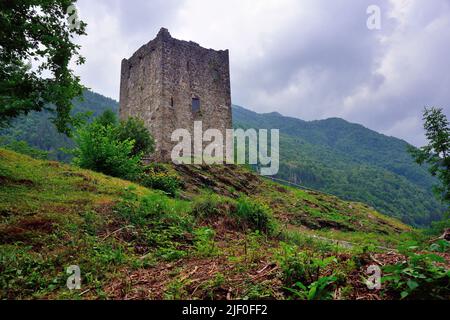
xmin=0 ymin=90 xmax=118 ymax=161
xmin=0 ymin=90 xmax=445 ymax=226
xmin=233 ymin=105 xmax=445 ymax=227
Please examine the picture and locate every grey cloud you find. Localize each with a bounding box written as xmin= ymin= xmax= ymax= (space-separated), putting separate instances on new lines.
xmin=75 ymin=0 xmax=450 ymax=146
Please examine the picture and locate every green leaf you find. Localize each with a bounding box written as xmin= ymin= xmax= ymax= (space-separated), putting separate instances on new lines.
xmin=400 ymin=291 xmax=409 ymax=299
xmin=407 ymin=280 xmax=419 ymax=291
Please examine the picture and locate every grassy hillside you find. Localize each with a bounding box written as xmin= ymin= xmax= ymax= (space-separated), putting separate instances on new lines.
xmin=0 ymin=90 xmax=445 ymax=227
xmin=0 ymin=149 xmax=420 ymax=300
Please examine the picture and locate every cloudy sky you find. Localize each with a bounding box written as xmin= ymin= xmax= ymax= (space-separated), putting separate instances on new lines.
xmin=75 ymin=0 xmax=450 ymax=146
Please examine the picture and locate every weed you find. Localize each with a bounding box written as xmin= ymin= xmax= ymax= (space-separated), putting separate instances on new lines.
xmin=286 ymin=276 xmax=337 ymax=300
xmin=275 ymin=242 xmax=338 ymax=300
xmin=165 ymin=278 xmax=188 ymax=300
xmin=382 ymin=244 xmax=450 ymax=300
xmin=232 ymin=196 xmax=275 ymax=234
xmin=141 ymin=165 xmax=181 ymax=197
xmin=193 ymin=227 xmax=219 ymax=258
xmin=191 ymin=193 xmax=228 ymax=219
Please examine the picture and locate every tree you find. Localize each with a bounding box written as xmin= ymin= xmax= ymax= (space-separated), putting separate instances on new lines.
xmin=72 ymin=113 xmax=155 ymax=181
xmin=117 ymin=117 xmax=155 ymax=157
xmin=409 ymin=107 xmax=450 ymax=205
xmin=72 ymin=122 xmax=142 ymax=181
xmin=95 ymin=109 xmax=117 ymax=127
xmin=0 ymin=0 xmax=86 ymax=135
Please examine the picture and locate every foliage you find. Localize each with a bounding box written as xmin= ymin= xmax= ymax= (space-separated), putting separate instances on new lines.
xmin=72 ymin=122 xmax=142 ymax=180
xmin=285 ymin=276 xmax=338 ymax=300
xmin=117 ymin=117 xmax=155 ymax=157
xmin=275 ymin=243 xmax=337 ymax=286
xmin=193 ymin=227 xmax=219 ymax=257
xmin=113 ymin=189 xmax=193 ymax=263
xmin=0 ymin=0 xmax=86 ymax=134
xmin=140 ymin=165 xmax=181 ymax=197
xmin=425 ymin=218 xmax=450 ymax=237
xmin=0 ymin=90 xmax=117 ymax=162
xmin=0 ymin=138 xmax=48 ymax=160
xmin=232 ymin=196 xmax=275 ymax=234
xmin=429 ymin=240 xmax=450 ymax=254
xmin=409 ymin=107 xmax=450 ymax=208
xmin=0 ymin=148 xmax=430 ymax=300
xmin=95 ymin=109 xmax=117 ymax=127
xmin=275 ymin=243 xmax=338 ymax=300
xmin=382 ymin=244 xmax=450 ymax=300
xmin=191 ymin=193 xmax=229 ymax=219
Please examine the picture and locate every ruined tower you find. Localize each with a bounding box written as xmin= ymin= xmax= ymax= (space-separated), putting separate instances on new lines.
xmin=119 ymin=28 xmax=232 ymax=161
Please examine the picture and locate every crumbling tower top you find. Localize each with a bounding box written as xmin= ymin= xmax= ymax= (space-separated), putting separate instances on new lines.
xmin=119 ymin=28 xmax=232 ymax=161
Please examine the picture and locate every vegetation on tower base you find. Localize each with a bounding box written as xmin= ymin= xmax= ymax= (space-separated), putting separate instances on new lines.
xmin=1 ymin=149 xmax=448 ymax=300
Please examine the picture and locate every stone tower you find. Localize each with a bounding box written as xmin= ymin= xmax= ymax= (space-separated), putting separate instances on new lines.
xmin=119 ymin=28 xmax=232 ymax=161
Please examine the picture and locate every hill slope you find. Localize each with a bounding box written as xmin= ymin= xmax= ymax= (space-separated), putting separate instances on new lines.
xmin=0 ymin=90 xmax=444 ymax=226
xmin=233 ymin=105 xmax=445 ymax=227
xmin=0 ymin=149 xmax=414 ymax=300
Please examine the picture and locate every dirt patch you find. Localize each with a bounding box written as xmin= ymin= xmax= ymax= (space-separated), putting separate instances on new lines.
xmin=0 ymin=175 xmax=34 ymax=187
xmin=104 ymin=255 xmax=282 ymax=300
xmin=175 ymin=164 xmax=262 ymax=197
xmin=0 ymin=217 xmax=55 ymax=244
xmin=76 ymin=181 xmax=98 ymax=192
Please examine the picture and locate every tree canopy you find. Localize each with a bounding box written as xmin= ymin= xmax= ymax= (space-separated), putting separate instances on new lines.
xmin=409 ymin=107 xmax=450 ymax=206
xmin=0 ymin=0 xmax=86 ymax=135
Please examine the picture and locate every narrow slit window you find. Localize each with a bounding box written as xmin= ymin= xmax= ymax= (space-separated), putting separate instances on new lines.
xmin=192 ymin=98 xmax=200 ymax=113
xmin=170 ymin=97 xmax=174 ymax=107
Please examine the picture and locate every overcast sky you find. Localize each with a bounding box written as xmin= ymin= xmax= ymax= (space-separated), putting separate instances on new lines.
xmin=75 ymin=0 xmax=450 ymax=146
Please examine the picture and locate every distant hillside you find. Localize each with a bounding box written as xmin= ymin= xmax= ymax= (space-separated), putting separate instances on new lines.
xmin=0 ymin=90 xmax=445 ymax=226
xmin=0 ymin=90 xmax=119 ymax=161
xmin=233 ymin=105 xmax=445 ymax=227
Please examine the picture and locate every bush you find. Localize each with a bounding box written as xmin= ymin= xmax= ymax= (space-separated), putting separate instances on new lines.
xmin=117 ymin=117 xmax=155 ymax=157
xmin=115 ymin=193 xmax=171 ymax=226
xmin=193 ymin=227 xmax=219 ymax=257
xmin=140 ymin=165 xmax=181 ymax=197
xmin=275 ymin=243 xmax=338 ymax=300
xmin=73 ymin=122 xmax=142 ymax=180
xmin=95 ymin=109 xmax=118 ymax=127
xmin=382 ymin=246 xmax=450 ymax=300
xmin=191 ymin=193 xmax=229 ymax=219
xmin=232 ymin=196 xmax=274 ymax=234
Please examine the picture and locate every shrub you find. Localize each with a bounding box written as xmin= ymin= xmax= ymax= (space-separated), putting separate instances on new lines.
xmin=117 ymin=117 xmax=155 ymax=157
xmin=115 ymin=193 xmax=171 ymax=226
xmin=275 ymin=243 xmax=338 ymax=300
xmin=382 ymin=246 xmax=450 ymax=300
xmin=193 ymin=227 xmax=219 ymax=257
xmin=232 ymin=196 xmax=274 ymax=234
xmin=95 ymin=109 xmax=118 ymax=127
xmin=73 ymin=122 xmax=142 ymax=180
xmin=191 ymin=193 xmax=229 ymax=219
xmin=140 ymin=166 xmax=181 ymax=197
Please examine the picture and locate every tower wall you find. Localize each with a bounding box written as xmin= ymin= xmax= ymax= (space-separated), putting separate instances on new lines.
xmin=119 ymin=28 xmax=232 ymax=161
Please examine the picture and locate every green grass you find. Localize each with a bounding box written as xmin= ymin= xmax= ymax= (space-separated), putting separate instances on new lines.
xmin=0 ymin=148 xmax=425 ymax=300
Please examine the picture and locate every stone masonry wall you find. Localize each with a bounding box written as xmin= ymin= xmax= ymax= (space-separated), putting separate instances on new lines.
xmin=119 ymin=28 xmax=232 ymax=161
